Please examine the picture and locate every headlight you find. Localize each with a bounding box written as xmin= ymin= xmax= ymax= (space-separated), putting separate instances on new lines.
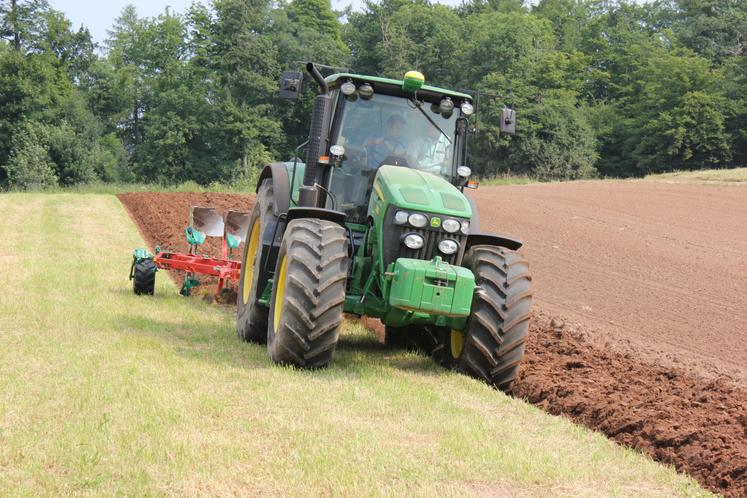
xmin=442 ymin=219 xmax=460 ymax=233
xmin=403 ymin=233 xmax=424 ymax=250
xmin=358 ymin=82 xmax=374 ymax=99
xmin=460 ymin=220 xmax=470 ymax=235
xmin=329 ymin=144 xmax=345 ymax=157
xmin=460 ymin=101 xmax=474 ymax=116
xmin=439 ymin=97 xmax=454 ymax=114
xmin=394 ymin=210 xmax=409 ymax=225
xmin=408 ymin=213 xmax=428 ymax=228
xmin=340 ymin=80 xmax=356 ymax=96
xmin=457 ymin=166 xmax=471 ymax=178
xmin=438 ymin=239 xmax=458 ymax=255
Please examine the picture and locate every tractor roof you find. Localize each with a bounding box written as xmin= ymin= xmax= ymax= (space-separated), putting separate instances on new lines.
xmin=325 ymin=73 xmax=473 ymax=102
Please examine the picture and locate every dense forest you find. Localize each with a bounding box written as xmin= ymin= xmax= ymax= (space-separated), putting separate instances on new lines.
xmin=0 ymin=0 xmax=744 ymax=188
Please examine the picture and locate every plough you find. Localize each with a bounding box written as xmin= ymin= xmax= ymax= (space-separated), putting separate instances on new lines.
xmin=129 ymin=207 xmax=250 ymax=297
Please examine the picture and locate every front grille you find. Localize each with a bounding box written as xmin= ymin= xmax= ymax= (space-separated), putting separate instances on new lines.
xmin=398 ymin=226 xmax=466 ymax=265
xmin=382 ymin=206 xmax=467 ymax=268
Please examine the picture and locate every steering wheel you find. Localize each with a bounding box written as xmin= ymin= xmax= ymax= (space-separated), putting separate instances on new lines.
xmin=379 ymin=155 xmax=410 ymax=168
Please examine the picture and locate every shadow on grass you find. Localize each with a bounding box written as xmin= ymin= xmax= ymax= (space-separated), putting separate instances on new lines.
xmin=111 ymin=310 xmax=449 ymax=381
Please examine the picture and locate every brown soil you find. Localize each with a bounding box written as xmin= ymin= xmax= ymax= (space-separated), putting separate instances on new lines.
xmin=517 ymin=312 xmax=746 ymax=497
xmin=469 ymin=181 xmax=747 ymax=384
xmin=118 ymin=185 xmax=747 ymax=497
xmin=118 ymin=192 xmax=254 ymax=289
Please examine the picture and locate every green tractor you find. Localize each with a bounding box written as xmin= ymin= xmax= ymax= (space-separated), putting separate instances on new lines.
xmin=237 ymin=64 xmax=531 ymax=391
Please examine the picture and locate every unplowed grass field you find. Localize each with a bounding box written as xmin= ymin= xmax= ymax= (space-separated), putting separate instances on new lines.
xmin=0 ymin=193 xmax=708 ymax=496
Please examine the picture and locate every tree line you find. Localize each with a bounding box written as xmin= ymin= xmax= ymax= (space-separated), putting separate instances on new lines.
xmin=0 ymin=0 xmax=744 ymax=188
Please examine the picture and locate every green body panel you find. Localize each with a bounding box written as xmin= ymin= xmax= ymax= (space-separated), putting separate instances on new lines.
xmin=258 ymin=278 xmax=273 ymax=307
xmin=371 ymin=166 xmax=472 ymax=218
xmin=325 ymin=73 xmax=473 ymax=101
xmin=389 ymin=257 xmax=474 ymax=316
xmin=341 ymin=166 xmax=476 ymax=330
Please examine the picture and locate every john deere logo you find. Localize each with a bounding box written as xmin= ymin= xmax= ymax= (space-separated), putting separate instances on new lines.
xmin=430 ymin=217 xmax=441 ymax=228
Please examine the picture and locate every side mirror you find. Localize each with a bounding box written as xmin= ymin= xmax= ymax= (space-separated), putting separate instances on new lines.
xmin=279 ymin=71 xmax=303 ymax=99
xmin=499 ymin=108 xmax=516 ymax=135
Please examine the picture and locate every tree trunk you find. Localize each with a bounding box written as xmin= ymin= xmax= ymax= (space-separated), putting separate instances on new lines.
xmin=133 ymin=94 xmax=140 ymax=145
xmin=11 ymin=0 xmax=20 ymax=50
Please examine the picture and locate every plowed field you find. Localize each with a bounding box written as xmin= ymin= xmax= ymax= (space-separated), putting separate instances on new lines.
xmin=118 ymin=182 xmax=747 ymax=497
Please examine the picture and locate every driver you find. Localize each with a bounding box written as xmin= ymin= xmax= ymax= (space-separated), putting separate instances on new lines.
xmin=367 ymin=114 xmax=408 ymax=168
xmin=409 ymin=124 xmax=450 ymax=175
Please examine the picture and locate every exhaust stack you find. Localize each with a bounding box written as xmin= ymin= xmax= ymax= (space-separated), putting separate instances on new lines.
xmin=299 ymin=63 xmax=333 ymax=207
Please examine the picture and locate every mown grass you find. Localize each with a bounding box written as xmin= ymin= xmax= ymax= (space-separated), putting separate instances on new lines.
xmin=21 ymin=179 xmax=256 ymax=195
xmin=478 ymin=174 xmax=539 ymax=186
xmin=0 ymin=193 xmax=711 ymax=496
xmin=644 ymin=167 xmax=747 ymax=184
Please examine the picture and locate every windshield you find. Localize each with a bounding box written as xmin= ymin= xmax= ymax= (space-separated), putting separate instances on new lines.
xmin=327 ymin=93 xmax=460 ymax=223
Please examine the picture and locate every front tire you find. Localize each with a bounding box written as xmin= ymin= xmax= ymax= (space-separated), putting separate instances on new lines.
xmin=267 ymin=218 xmax=349 ymax=368
xmin=237 ymin=179 xmax=277 ymax=343
xmin=450 ymin=246 xmax=532 ymax=392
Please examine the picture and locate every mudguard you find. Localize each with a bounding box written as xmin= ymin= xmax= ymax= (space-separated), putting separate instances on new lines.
xmin=465 ymin=232 xmax=523 ymax=251
xmin=286 ymin=207 xmax=346 ymax=226
xmin=257 ymin=163 xmax=289 ymax=217
xmin=464 ymin=193 xmax=480 ymax=232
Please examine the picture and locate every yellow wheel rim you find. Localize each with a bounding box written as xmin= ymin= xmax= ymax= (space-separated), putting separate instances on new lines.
xmin=450 ymin=329 xmax=464 ymax=358
xmin=273 ymin=255 xmax=288 ymax=332
xmin=241 ymin=220 xmax=261 ymax=305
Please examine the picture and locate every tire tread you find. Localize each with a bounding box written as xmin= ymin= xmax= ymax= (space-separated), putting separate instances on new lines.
xmin=456 ymin=245 xmax=533 ymax=392
xmin=268 ymin=218 xmax=348 ymax=369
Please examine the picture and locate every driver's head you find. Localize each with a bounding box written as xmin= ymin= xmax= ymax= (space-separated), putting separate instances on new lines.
xmin=385 ymin=114 xmax=406 ymax=139
xmin=426 ymin=124 xmax=441 ymax=140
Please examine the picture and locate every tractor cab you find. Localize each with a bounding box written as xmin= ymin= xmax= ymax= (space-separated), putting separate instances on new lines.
xmin=321 ymin=72 xmax=474 ymax=224
xmin=276 ymin=66 xmax=476 ymax=223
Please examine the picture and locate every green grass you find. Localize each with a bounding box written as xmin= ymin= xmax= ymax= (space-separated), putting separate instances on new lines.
xmin=0 ymin=193 xmax=711 ymax=497
xmin=644 ymin=167 xmax=747 ymax=184
xmin=16 ymin=179 xmax=255 ymax=195
xmin=478 ymin=174 xmax=539 ymax=186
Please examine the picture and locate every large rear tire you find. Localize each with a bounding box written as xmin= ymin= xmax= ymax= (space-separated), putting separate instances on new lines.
xmin=236 ymin=179 xmax=277 ymax=343
xmin=267 ymin=218 xmax=349 ymax=368
xmin=449 ymin=246 xmax=532 ymax=392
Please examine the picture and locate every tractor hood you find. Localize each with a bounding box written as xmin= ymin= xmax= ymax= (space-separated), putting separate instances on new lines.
xmin=372 ymin=166 xmax=472 ymax=218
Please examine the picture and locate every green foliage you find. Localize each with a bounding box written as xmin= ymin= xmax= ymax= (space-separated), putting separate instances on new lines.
xmin=5 ymin=120 xmax=57 ymax=189
xmin=0 ymin=0 xmax=744 ymax=189
xmin=92 ymin=133 xmax=131 ymax=182
xmin=675 ymin=0 xmax=747 ymax=62
xmin=346 ymin=1 xmax=463 ymax=81
xmin=0 ymin=0 xmax=51 ymax=51
xmin=510 ymin=97 xmax=598 ymax=180
xmin=633 ymin=91 xmax=732 ymax=172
